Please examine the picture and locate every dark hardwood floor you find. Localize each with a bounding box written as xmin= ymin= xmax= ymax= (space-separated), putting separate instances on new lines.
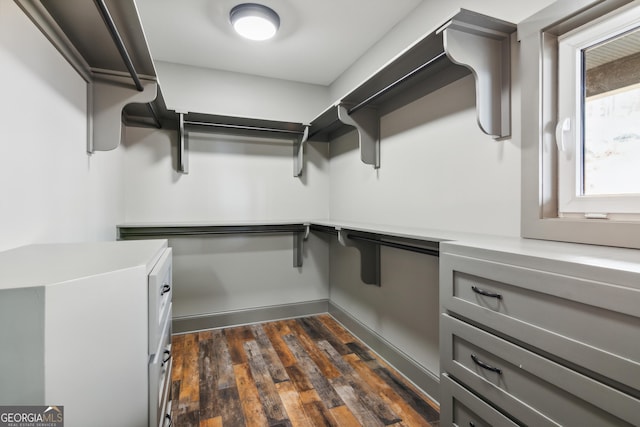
xmin=171 ymin=314 xmax=440 ymax=427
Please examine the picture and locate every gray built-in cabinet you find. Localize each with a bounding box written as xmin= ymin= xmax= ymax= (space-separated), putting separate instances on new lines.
xmin=439 ymin=239 xmax=640 ymax=425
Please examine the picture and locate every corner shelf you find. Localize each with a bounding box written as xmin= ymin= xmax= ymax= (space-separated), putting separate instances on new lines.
xmin=116 ymin=220 xmax=447 ymax=284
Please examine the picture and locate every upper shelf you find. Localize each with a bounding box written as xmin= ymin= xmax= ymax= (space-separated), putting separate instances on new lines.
xmin=19 ymin=2 xmax=516 ymax=174
xmin=309 ymin=9 xmax=516 ymax=168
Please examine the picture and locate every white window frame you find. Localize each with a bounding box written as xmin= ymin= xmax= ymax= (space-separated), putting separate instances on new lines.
xmin=520 ymin=0 xmax=640 ymax=249
xmin=557 ymin=3 xmax=640 ymax=216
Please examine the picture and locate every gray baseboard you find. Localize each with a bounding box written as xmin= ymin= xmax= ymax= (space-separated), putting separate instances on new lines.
xmin=172 ymin=299 xmax=329 ymax=333
xmin=328 ymin=301 xmax=440 ymax=404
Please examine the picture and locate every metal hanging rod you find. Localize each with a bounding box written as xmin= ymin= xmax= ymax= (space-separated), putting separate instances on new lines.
xmin=183 ymin=120 xmax=306 ymax=136
xmin=346 ymin=234 xmax=440 ymax=257
xmin=308 ymin=225 xmax=440 ymax=257
xmin=94 ymin=0 xmax=161 ymax=129
xmin=348 ymin=51 xmax=448 ymax=115
xmin=309 ymin=225 xmax=338 ymax=235
xmin=118 ymin=224 xmax=307 ymax=239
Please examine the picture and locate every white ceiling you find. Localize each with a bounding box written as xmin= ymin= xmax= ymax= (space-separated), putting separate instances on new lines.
xmin=135 ymin=0 xmax=424 ymax=86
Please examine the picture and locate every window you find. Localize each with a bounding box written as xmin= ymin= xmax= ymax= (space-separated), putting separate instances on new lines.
xmin=557 ymin=4 xmax=640 ymax=217
xmin=520 ymin=0 xmax=640 ymax=249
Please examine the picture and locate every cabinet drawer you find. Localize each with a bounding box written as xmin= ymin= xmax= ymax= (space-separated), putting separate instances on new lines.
xmin=441 ymin=253 xmax=640 ymax=393
xmin=440 ymin=373 xmax=518 ymax=427
xmin=442 ymin=314 xmax=640 ymax=426
xmin=149 ymin=311 xmax=172 ymax=427
xmin=149 ymin=248 xmax=172 ymax=353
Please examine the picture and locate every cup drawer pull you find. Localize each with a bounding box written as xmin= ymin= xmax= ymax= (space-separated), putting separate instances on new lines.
xmin=471 ymin=353 xmax=503 ymax=375
xmin=160 ymin=283 xmax=171 ymax=296
xmin=471 ymin=285 xmax=502 ymax=300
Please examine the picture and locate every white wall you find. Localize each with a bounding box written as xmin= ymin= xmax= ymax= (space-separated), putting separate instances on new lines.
xmin=122 ymin=126 xmax=331 ymax=317
xmin=329 ymin=75 xmax=521 ymax=236
xmin=123 ymin=127 xmax=329 ymax=222
xmin=0 ymin=1 xmax=124 ymax=252
xmin=156 ymin=61 xmax=330 ymax=123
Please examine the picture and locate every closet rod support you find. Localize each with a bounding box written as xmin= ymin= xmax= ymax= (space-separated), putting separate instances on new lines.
xmin=293 ymin=224 xmax=310 ymax=268
xmin=337 ymin=229 xmax=381 ymax=286
xmin=441 ymin=18 xmax=514 ymax=138
xmin=294 ymin=126 xmax=309 ymax=177
xmin=178 ymin=112 xmax=188 ymax=174
xmin=337 ymin=104 xmax=380 ymax=169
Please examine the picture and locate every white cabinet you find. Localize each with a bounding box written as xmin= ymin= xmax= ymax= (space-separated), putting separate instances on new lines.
xmin=439 ymin=238 xmax=640 ymax=426
xmin=0 ymin=240 xmax=172 ymax=427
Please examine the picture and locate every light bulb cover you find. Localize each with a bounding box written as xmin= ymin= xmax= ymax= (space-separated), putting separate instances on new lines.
xmin=230 ymin=3 xmax=280 ymax=41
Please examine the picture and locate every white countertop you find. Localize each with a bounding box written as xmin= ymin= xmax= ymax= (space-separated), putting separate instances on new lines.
xmin=0 ymin=240 xmax=168 ymax=289
xmin=441 ymin=235 xmax=640 ymax=287
xmin=311 ymin=220 xmax=492 ymax=242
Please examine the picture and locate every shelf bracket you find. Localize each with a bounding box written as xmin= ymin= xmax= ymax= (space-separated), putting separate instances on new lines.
xmin=293 ymin=223 xmax=310 ymax=267
xmin=337 ymin=229 xmax=381 ymax=286
xmin=293 ymin=125 xmax=310 ymax=177
xmin=177 ymin=112 xmax=189 ymax=174
xmin=337 ymin=104 xmax=380 ymax=169
xmin=442 ymin=20 xmax=512 ymax=139
xmin=89 ymin=77 xmax=158 ymax=152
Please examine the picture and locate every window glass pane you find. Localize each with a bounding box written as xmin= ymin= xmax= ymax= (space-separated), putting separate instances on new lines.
xmin=583 ymin=27 xmax=640 ymax=196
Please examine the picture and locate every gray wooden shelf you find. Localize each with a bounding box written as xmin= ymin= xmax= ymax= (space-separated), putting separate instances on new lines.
xmin=118 ymin=222 xmax=311 ymax=268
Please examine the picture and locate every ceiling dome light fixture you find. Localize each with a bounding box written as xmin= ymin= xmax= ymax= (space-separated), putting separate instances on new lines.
xmin=230 ymin=3 xmax=280 ymax=41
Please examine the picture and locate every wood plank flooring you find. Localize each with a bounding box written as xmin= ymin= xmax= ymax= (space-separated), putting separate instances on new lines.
xmin=171 ymin=314 xmax=440 ymax=427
